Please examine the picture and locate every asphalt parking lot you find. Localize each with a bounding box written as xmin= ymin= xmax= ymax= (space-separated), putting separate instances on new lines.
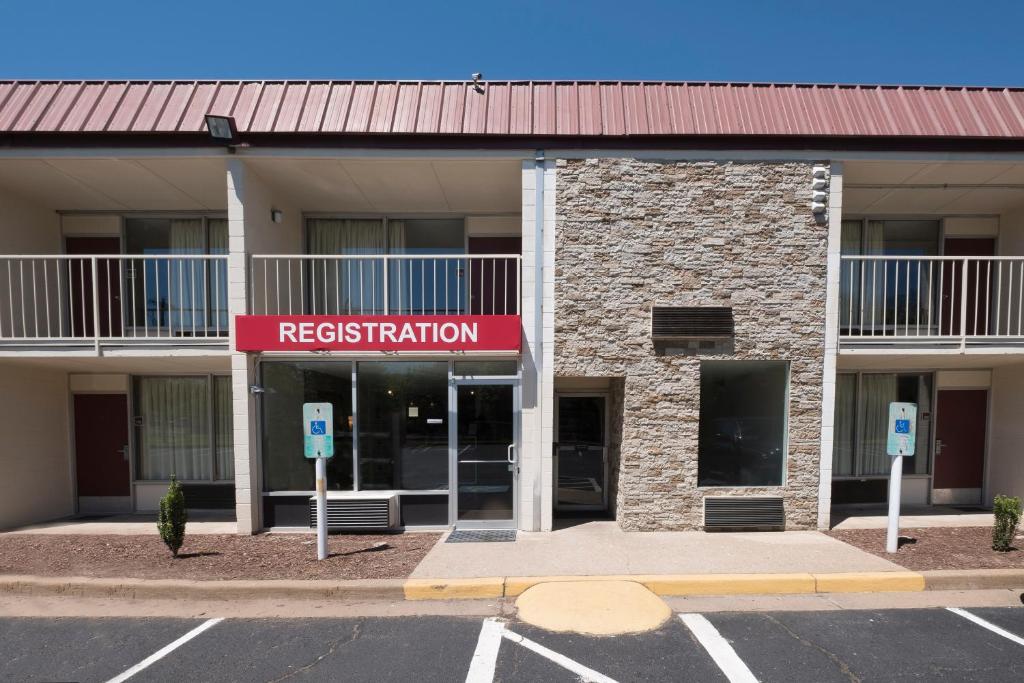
xmin=1 ymin=607 xmax=1022 ymax=682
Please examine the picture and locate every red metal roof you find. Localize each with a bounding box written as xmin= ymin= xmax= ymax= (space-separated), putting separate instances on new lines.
xmin=1 ymin=80 xmax=1024 ymax=138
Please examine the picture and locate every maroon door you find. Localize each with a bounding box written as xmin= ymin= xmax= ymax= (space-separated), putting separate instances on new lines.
xmin=65 ymin=237 xmax=122 ymax=338
xmin=933 ymin=389 xmax=987 ymax=498
xmin=940 ymin=238 xmax=995 ymax=336
xmin=74 ymin=394 xmax=131 ymax=497
xmin=468 ymin=237 xmax=520 ymax=315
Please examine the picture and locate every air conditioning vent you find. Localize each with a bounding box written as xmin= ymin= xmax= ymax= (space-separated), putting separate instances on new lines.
xmin=308 ymin=492 xmax=399 ymax=530
xmin=703 ymin=497 xmax=784 ymax=531
xmin=652 ymin=306 xmax=734 ymax=339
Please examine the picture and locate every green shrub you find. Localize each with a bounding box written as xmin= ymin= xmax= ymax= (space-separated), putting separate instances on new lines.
xmin=157 ymin=476 xmax=188 ymax=557
xmin=992 ymin=494 xmax=1022 ymax=552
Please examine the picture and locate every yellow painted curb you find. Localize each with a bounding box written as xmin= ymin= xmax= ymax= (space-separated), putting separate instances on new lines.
xmin=814 ymin=571 xmax=926 ymax=593
xmin=639 ymin=573 xmax=817 ymax=596
xmin=505 ymin=575 xmax=637 ymax=597
xmin=403 ymin=577 xmax=504 ymax=600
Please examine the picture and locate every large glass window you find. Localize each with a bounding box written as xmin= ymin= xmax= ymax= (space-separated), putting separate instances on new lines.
xmin=124 ymin=217 xmax=228 ymax=334
xmin=697 ymin=362 xmax=788 ymax=487
xmin=134 ymin=375 xmax=232 ymax=481
xmin=305 ymin=218 xmax=467 ymax=315
xmin=261 ymin=362 xmax=354 ymax=491
xmin=358 ymin=361 xmax=449 ymax=490
xmin=832 ymin=372 xmax=932 ymax=477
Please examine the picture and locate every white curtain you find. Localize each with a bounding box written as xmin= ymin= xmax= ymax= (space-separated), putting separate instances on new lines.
xmin=840 ymin=220 xmax=862 ymax=332
xmin=307 ymin=219 xmax=386 ymax=313
xmin=138 ymin=377 xmax=210 ymax=480
xmin=168 ymin=219 xmax=204 ymax=333
xmin=214 ymin=376 xmax=234 ymax=480
xmin=857 ymin=374 xmax=898 ymax=475
xmin=832 ymin=374 xmax=857 ymax=476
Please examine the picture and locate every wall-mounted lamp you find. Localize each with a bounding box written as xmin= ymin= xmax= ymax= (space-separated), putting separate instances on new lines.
xmin=205 ymin=114 xmax=248 ymax=152
xmin=811 ymin=165 xmax=829 ymax=217
xmin=249 ymin=384 xmax=265 ymax=395
xmin=271 ymin=209 xmax=284 ymax=224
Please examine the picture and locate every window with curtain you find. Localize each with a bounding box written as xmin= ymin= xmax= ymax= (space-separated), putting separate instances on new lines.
xmin=832 ymin=372 xmax=932 ymax=477
xmin=124 ymin=217 xmax=229 ymax=335
xmin=305 ymin=218 xmax=466 ymax=315
xmin=840 ymin=220 xmax=940 ymax=335
xmin=134 ymin=375 xmax=233 ymax=481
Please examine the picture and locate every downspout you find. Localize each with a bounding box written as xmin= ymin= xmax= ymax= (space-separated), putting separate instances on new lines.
xmin=533 ymin=150 xmax=545 ymax=532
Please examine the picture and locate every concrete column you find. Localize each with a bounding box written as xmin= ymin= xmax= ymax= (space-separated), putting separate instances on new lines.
xmin=519 ymin=158 xmax=556 ymax=532
xmin=226 ymin=159 xmax=260 ymax=534
xmin=817 ymin=161 xmax=843 ymax=530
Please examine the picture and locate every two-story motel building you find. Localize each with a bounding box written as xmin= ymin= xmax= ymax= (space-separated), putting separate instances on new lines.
xmin=1 ymin=80 xmax=1023 ymax=535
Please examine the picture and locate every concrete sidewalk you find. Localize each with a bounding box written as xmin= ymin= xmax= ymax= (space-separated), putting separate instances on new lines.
xmin=411 ymin=522 xmax=903 ymax=579
xmin=1 ymin=513 xmax=237 ymax=536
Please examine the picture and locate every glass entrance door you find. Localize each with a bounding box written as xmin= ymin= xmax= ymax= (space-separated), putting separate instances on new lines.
xmin=555 ymin=395 xmax=607 ymax=511
xmin=453 ymin=382 xmax=517 ymax=528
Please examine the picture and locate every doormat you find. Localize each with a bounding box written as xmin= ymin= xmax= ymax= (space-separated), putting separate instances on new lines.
xmin=951 ymin=506 xmax=988 ymax=512
xmin=445 ymin=529 xmax=517 ymax=543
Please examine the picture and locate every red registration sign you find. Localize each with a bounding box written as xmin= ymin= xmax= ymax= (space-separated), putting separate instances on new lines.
xmin=235 ymin=315 xmax=521 ymax=352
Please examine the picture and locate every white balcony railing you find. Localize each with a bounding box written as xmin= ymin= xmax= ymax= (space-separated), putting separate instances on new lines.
xmin=250 ymin=254 xmax=521 ymax=316
xmin=0 ymin=255 xmax=229 ymax=347
xmin=840 ymin=256 xmax=1024 ymax=347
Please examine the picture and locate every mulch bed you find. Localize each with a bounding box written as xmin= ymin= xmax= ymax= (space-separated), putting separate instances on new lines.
xmin=0 ymin=533 xmax=440 ymax=581
xmin=828 ymin=527 xmax=1024 ymax=571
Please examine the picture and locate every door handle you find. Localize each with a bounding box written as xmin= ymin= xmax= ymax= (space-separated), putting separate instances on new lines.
xmin=507 ymin=444 xmax=515 ymax=464
xmin=935 ymin=439 xmax=944 ymax=455
xmin=118 ymin=445 xmax=129 ymax=461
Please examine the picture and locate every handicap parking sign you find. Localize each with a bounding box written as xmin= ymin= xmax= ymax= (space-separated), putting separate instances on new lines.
xmin=886 ymin=402 xmax=917 ymax=457
xmin=302 ymin=403 xmax=334 ymax=459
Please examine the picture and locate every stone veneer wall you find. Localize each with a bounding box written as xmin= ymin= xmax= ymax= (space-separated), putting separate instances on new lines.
xmin=554 ymin=158 xmax=828 ymax=530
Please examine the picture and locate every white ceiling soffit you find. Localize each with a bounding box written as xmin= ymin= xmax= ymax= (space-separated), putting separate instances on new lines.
xmin=843 ymin=161 xmax=1024 ymax=214
xmin=247 ymin=158 xmax=522 ymax=214
xmin=0 ymin=158 xmax=227 ymax=211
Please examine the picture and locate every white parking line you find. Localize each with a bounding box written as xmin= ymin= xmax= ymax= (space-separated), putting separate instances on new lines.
xmin=947 ymin=607 xmax=1024 ymax=647
xmin=466 ymin=618 xmax=504 ymax=683
xmin=465 ymin=617 xmax=618 ymax=683
xmin=679 ymin=613 xmax=758 ymax=683
xmin=105 ymin=618 xmax=223 ymax=683
xmin=502 ymin=629 xmax=618 ymax=683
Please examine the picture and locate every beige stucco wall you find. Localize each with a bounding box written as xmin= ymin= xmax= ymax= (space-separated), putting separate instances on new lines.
xmin=0 ymin=363 xmax=72 ymax=529
xmin=0 ymin=185 xmax=60 ymax=253
xmin=988 ymin=362 xmax=1024 ymax=501
xmin=554 ymin=158 xmax=827 ymax=530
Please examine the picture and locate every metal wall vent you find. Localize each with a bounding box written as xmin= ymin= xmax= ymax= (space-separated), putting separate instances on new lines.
xmin=652 ymin=306 xmax=734 ymax=339
xmin=703 ymin=497 xmax=785 ymax=531
xmin=308 ymin=495 xmax=398 ymax=530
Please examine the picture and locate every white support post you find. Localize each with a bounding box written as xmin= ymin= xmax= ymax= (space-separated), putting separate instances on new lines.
xmin=315 ymin=456 xmax=328 ymax=560
xmin=886 ymin=455 xmax=903 ymax=553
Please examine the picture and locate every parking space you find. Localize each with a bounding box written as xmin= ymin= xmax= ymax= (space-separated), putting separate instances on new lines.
xmin=0 ymin=618 xmax=201 ymax=683
xmin=0 ymin=607 xmax=1021 ymax=682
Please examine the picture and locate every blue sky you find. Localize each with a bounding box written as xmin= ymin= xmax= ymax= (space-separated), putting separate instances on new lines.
xmin=1 ymin=1 xmax=1021 ymax=86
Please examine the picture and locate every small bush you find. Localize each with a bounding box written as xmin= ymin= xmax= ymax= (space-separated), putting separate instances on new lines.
xmin=157 ymin=476 xmax=188 ymax=557
xmin=992 ymin=494 xmax=1022 ymax=552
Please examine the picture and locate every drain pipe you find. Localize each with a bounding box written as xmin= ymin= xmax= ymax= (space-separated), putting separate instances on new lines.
xmin=533 ymin=150 xmax=545 ymax=532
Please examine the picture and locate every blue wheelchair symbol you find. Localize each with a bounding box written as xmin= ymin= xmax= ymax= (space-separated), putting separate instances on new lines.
xmin=310 ymin=420 xmax=326 ymax=435
xmin=894 ymin=419 xmax=911 ymax=434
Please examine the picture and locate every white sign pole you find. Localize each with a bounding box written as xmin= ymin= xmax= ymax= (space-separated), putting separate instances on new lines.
xmin=886 ymin=454 xmax=903 ymax=554
xmin=885 ymin=401 xmax=917 ymax=554
xmin=315 ymin=456 xmax=328 ymax=561
xmin=303 ymin=402 xmax=334 ymax=562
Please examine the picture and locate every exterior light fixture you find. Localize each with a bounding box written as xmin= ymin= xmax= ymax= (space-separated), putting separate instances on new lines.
xmin=205 ymin=114 xmax=237 ymax=142
xmin=271 ymin=209 xmax=284 ymax=224
xmin=811 ymin=165 xmax=829 ymax=216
